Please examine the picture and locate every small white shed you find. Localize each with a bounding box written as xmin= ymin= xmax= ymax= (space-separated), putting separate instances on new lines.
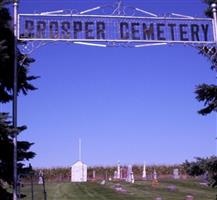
xmin=71 ymin=160 xmax=87 ymax=182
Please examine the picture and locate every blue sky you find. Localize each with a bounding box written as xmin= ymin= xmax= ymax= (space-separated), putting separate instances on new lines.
xmin=1 ymin=0 xmax=217 ymax=167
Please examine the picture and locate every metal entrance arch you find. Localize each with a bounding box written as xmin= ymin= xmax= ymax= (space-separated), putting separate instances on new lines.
xmin=18 ymin=1 xmax=217 ymax=53
xmin=12 ymin=1 xmax=217 ymax=200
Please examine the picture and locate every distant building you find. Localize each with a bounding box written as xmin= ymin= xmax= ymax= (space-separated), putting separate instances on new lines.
xmin=71 ymin=160 xmax=87 ymax=182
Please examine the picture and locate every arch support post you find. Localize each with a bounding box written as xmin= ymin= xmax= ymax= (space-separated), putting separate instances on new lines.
xmin=211 ymin=3 xmax=217 ymax=43
xmin=13 ymin=0 xmax=18 ymax=200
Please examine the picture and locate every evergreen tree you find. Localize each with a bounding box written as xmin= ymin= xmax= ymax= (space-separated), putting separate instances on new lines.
xmin=0 ymin=113 xmax=36 ymax=199
xmin=189 ymin=1 xmax=217 ymax=190
xmin=195 ymin=1 xmax=217 ymax=115
xmin=183 ymin=156 xmax=217 ymax=188
xmin=0 ymin=0 xmax=37 ymax=199
xmin=0 ymin=1 xmax=38 ymax=103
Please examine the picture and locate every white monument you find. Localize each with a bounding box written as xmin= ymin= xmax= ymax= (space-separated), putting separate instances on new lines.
xmin=38 ymin=170 xmax=44 ymax=185
xmin=153 ymin=169 xmax=158 ymax=180
xmin=114 ymin=170 xmax=118 ymax=179
xmin=71 ymin=139 xmax=87 ymax=182
xmin=126 ymin=164 xmax=132 ymax=182
xmin=173 ymin=168 xmax=180 ymax=179
xmin=142 ymin=162 xmax=147 ymax=179
xmin=126 ymin=164 xmax=134 ymax=183
xmin=117 ymin=161 xmax=121 ymax=179
xmin=131 ymin=172 xmax=135 ymax=183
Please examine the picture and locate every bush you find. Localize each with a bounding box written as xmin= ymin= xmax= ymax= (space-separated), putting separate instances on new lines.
xmin=183 ymin=156 xmax=217 ymax=188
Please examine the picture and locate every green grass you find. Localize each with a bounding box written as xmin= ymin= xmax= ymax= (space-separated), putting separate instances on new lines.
xmin=21 ymin=179 xmax=217 ymax=200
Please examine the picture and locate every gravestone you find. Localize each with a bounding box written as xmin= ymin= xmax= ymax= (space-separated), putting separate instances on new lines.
xmin=114 ymin=170 xmax=118 ymax=179
xmin=92 ymin=170 xmax=96 ymax=180
xmin=153 ymin=169 xmax=158 ymax=180
xmin=185 ymin=195 xmax=194 ymax=200
xmin=131 ymin=172 xmax=135 ymax=183
xmin=152 ymin=169 xmax=159 ymax=186
xmin=126 ymin=165 xmax=133 ymax=183
xmin=167 ymin=185 xmax=177 ymax=191
xmin=113 ymin=183 xmax=127 ymax=192
xmin=38 ymin=170 xmax=44 ymax=185
xmin=173 ymin=168 xmax=180 ymax=179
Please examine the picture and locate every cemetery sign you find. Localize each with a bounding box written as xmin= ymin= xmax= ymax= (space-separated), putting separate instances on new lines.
xmin=18 ymin=14 xmax=215 ymax=44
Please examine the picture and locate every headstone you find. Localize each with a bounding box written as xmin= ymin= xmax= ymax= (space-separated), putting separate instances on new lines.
xmin=38 ymin=176 xmax=43 ymax=185
xmin=131 ymin=172 xmax=135 ymax=183
xmin=71 ymin=161 xmax=87 ymax=182
xmin=185 ymin=195 xmax=194 ymax=200
xmin=167 ymin=185 xmax=177 ymax=191
xmin=173 ymin=168 xmax=180 ymax=179
xmin=38 ymin=170 xmax=43 ymax=185
xmin=202 ymin=171 xmax=209 ymax=182
xmin=152 ymin=169 xmax=159 ymax=186
xmin=105 ymin=170 xmax=108 ymax=180
xmin=142 ymin=162 xmax=147 ymax=179
xmin=113 ymin=183 xmax=127 ymax=193
xmin=120 ymin=168 xmax=123 ymax=179
xmin=153 ymin=169 xmax=158 ymax=180
xmin=199 ymin=182 xmax=208 ymax=186
xmin=126 ymin=165 xmax=132 ymax=183
xmin=92 ymin=170 xmax=96 ymax=180
xmin=114 ymin=170 xmax=118 ymax=179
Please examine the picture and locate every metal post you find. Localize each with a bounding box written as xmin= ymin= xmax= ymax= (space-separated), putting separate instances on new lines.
xmin=42 ymin=176 xmax=47 ymax=200
xmin=17 ymin=175 xmax=21 ymax=200
xmin=13 ymin=0 xmax=18 ymax=200
xmin=211 ymin=3 xmax=217 ymax=157
xmin=211 ymin=3 xmax=217 ymax=42
xmin=31 ymin=174 xmax=34 ymax=200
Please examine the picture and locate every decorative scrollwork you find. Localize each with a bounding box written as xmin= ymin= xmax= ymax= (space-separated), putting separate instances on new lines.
xmin=192 ymin=44 xmax=217 ymax=69
xmin=112 ymin=0 xmax=124 ymax=15
xmin=19 ymin=41 xmax=50 ymax=54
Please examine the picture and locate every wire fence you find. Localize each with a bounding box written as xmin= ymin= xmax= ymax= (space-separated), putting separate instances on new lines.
xmin=18 ymin=172 xmax=47 ymax=200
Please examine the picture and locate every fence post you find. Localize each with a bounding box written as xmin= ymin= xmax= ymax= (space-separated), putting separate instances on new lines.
xmin=42 ymin=176 xmax=47 ymax=200
xmin=30 ymin=173 xmax=34 ymax=200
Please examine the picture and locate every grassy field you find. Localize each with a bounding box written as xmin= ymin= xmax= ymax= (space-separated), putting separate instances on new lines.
xmin=21 ymin=179 xmax=217 ymax=200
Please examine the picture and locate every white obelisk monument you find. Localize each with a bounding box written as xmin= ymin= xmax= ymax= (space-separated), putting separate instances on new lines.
xmin=142 ymin=162 xmax=147 ymax=179
xmin=117 ymin=161 xmax=121 ymax=179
